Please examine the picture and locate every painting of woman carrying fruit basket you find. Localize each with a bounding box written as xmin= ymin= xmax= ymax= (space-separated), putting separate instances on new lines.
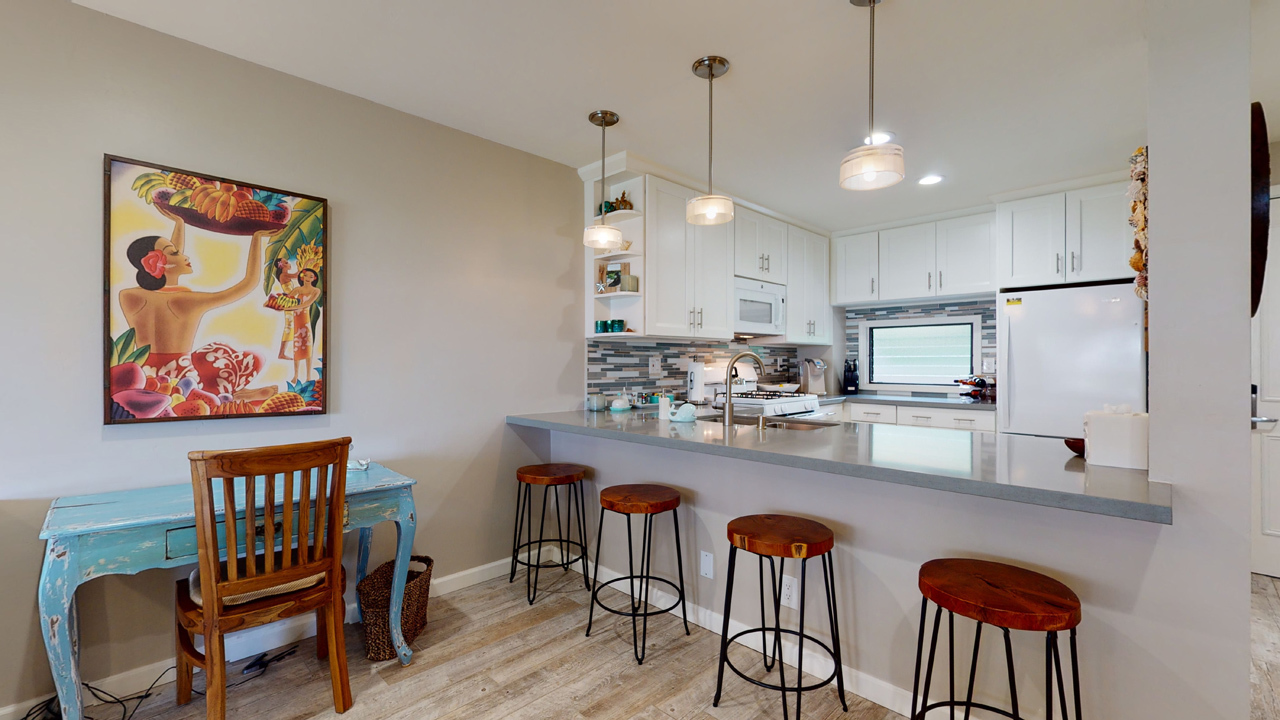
xmin=103 ymin=155 xmax=329 ymax=424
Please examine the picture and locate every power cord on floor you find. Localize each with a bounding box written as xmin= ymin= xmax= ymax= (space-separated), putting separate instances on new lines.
xmin=21 ymin=645 xmax=298 ymax=720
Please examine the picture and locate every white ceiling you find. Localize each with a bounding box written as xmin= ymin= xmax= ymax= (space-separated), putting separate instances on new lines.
xmin=74 ymin=0 xmax=1279 ymax=233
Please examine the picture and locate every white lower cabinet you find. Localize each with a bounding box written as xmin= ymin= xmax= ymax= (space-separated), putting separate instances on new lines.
xmin=843 ymin=402 xmax=994 ymax=432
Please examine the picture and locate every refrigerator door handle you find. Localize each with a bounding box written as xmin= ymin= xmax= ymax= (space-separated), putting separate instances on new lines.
xmin=1003 ymin=314 xmax=1013 ymax=430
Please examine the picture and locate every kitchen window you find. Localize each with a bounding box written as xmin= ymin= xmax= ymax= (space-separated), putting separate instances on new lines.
xmin=859 ymin=317 xmax=980 ymax=390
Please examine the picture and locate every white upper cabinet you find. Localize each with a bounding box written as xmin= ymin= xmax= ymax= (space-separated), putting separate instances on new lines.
xmin=644 ymin=175 xmax=733 ymax=340
xmin=878 ymin=222 xmax=938 ymax=301
xmin=996 ymin=183 xmax=1134 ymax=289
xmin=786 ymin=226 xmax=832 ymax=345
xmin=995 ymin=193 xmax=1067 ymax=288
xmin=935 ymin=213 xmax=996 ymax=296
xmin=734 ymin=206 xmax=788 ymax=283
xmin=1066 ymin=182 xmax=1134 ymax=283
xmin=693 ymin=220 xmax=735 ymax=340
xmin=832 ymin=232 xmax=879 ymax=305
xmin=645 ymin=176 xmax=696 ymax=338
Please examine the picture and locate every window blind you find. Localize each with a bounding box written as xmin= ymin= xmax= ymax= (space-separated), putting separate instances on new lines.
xmin=869 ymin=323 xmax=973 ymax=385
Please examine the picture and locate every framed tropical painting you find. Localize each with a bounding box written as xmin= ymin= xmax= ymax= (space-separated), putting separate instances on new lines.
xmin=103 ymin=155 xmax=328 ymax=424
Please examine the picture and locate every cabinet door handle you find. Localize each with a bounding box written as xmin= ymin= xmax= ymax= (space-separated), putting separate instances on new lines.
xmin=1056 ymin=253 xmax=1062 ymax=274
xmin=938 ymin=271 xmax=943 ymax=288
xmin=1071 ymin=251 xmax=1077 ymax=273
xmin=957 ymin=418 xmax=975 ymax=424
xmin=927 ymin=272 xmax=932 ymax=290
xmin=865 ymin=411 xmax=880 ymax=416
xmin=765 ymin=255 xmax=771 ymax=272
xmin=689 ymin=308 xmax=695 ymax=329
xmin=759 ymin=253 xmax=765 ymax=271
xmin=871 ymin=277 xmax=875 ymax=294
xmin=697 ymin=308 xmax=703 ymax=328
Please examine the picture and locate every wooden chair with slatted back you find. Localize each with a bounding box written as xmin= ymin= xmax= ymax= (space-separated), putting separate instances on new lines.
xmin=175 ymin=438 xmax=353 ymax=719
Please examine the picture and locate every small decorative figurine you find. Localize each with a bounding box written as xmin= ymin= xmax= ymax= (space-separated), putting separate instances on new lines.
xmin=615 ymin=191 xmax=633 ymax=211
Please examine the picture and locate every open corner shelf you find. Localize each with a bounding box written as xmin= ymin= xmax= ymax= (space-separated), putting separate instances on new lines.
xmin=593 ymin=291 xmax=642 ymax=301
xmin=592 ymin=250 xmax=642 ymax=261
xmin=591 ymin=209 xmax=642 ymax=223
xmin=589 ymin=332 xmax=646 ymax=341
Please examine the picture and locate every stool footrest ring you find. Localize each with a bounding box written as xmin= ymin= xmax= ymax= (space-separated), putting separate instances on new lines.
xmin=913 ymin=700 xmax=1024 ymax=720
xmin=591 ymin=576 xmax=684 ymax=618
xmin=723 ymin=627 xmax=839 ymax=694
xmin=512 ymin=539 xmax=587 ymax=570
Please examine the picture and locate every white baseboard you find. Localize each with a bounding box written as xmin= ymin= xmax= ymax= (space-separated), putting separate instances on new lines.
xmin=0 ymin=556 xmax=515 ymax=720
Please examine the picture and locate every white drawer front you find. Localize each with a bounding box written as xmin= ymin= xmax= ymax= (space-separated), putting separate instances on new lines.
xmin=929 ymin=408 xmax=995 ymax=432
xmin=847 ymin=403 xmax=898 ymax=424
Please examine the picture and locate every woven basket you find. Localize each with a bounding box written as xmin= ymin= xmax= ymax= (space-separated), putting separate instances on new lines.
xmin=357 ymin=555 xmax=433 ymax=661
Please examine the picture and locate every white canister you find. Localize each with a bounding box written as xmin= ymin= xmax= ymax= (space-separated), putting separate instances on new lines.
xmin=687 ymin=362 xmax=706 ymax=403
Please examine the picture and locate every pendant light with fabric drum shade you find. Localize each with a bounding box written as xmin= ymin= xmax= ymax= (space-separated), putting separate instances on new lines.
xmin=840 ymin=0 xmax=905 ymax=191
xmin=687 ymin=56 xmax=734 ymax=226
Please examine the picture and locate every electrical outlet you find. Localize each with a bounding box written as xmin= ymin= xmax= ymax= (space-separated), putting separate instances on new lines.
xmin=649 ymin=356 xmax=662 ymax=378
xmin=700 ymin=551 xmax=714 ymax=579
xmin=780 ymin=575 xmax=799 ymax=609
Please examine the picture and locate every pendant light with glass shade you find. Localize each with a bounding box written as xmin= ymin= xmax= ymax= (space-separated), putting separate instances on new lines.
xmin=583 ymin=110 xmax=624 ymax=249
xmin=687 ymin=56 xmax=734 ymax=225
xmin=840 ymin=0 xmax=905 ymax=191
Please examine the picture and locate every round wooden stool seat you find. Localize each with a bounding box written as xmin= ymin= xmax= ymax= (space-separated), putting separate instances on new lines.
xmin=918 ymin=558 xmax=1081 ymax=633
xmin=516 ymin=463 xmax=586 ymax=486
xmin=599 ymin=484 xmax=681 ymax=514
xmin=726 ymin=514 xmax=834 ymax=559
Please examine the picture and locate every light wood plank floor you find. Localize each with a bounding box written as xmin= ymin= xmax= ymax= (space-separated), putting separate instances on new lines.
xmin=1255 ymin=574 xmax=1280 ymax=720
xmin=96 ymin=570 xmax=899 ymax=720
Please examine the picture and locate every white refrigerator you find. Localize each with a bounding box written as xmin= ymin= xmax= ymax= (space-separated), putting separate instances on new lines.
xmin=996 ymin=281 xmax=1146 ymax=439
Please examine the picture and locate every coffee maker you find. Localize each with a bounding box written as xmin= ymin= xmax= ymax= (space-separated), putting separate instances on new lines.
xmin=799 ymin=358 xmax=827 ymax=396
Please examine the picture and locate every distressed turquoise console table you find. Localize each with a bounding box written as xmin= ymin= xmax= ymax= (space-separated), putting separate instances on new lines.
xmin=38 ymin=462 xmax=417 ymax=720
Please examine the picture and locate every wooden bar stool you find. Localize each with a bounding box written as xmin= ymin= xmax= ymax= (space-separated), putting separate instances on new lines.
xmin=712 ymin=514 xmax=848 ymax=720
xmin=585 ymin=484 xmax=691 ymax=664
xmin=910 ymin=558 xmax=1083 ymax=720
xmin=509 ymin=464 xmax=591 ymax=604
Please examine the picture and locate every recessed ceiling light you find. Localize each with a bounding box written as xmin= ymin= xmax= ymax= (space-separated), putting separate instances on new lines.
xmin=918 ymin=175 xmax=944 ymax=185
xmin=863 ymin=131 xmax=895 ymax=146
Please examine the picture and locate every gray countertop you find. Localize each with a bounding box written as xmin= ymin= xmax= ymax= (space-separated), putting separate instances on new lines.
xmin=506 ymin=411 xmax=1171 ymax=525
xmin=820 ymin=394 xmax=997 ymax=411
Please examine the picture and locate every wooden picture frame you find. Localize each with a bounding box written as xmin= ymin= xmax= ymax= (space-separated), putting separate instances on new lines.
xmin=103 ymin=155 xmax=329 ymax=424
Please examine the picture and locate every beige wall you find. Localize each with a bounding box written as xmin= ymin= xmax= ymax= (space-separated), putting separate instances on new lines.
xmin=0 ymin=0 xmax=583 ymax=709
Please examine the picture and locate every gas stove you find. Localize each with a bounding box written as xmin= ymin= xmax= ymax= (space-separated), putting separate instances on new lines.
xmin=717 ymin=390 xmax=821 ymax=417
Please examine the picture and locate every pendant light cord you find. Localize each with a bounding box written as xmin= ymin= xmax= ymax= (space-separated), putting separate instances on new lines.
xmin=600 ymin=120 xmax=608 ymax=222
xmin=868 ymin=0 xmax=875 ymax=140
xmin=708 ymin=72 xmax=714 ymax=196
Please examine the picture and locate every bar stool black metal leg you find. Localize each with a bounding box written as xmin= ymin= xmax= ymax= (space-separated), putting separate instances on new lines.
xmin=949 ymin=611 xmax=956 ymax=720
xmin=1003 ymin=627 xmax=1019 ymax=719
xmin=962 ymin=622 xmax=982 ymax=720
xmin=821 ymin=553 xmax=848 ymax=712
xmin=575 ymin=482 xmax=592 ymax=591
xmin=793 ymin=557 xmax=809 ymax=720
xmin=761 ymin=556 xmax=784 ymax=672
xmin=918 ymin=604 xmax=944 ymax=719
xmin=527 ymin=485 xmax=551 ymax=604
xmin=911 ymin=599 xmax=929 ymax=720
xmin=630 ymin=513 xmax=655 ymax=665
xmin=713 ymin=545 xmax=739 ymax=707
xmin=509 ymin=481 xmax=527 ymax=583
xmin=1051 ymin=632 xmax=1069 ymax=720
xmin=773 ymin=556 xmax=790 ymax=720
xmin=1046 ymin=631 xmax=1054 ymax=720
xmin=1069 ymin=628 xmax=1082 ymax=720
xmin=553 ymin=484 xmax=568 ymax=571
xmin=584 ymin=506 xmax=607 ymax=637
xmin=671 ymin=508 xmax=691 ymax=635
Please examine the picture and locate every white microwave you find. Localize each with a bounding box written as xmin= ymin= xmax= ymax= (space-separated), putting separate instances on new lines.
xmin=733 ymin=277 xmax=787 ymax=335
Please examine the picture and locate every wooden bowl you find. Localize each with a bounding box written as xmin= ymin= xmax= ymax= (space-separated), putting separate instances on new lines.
xmin=1064 ymin=438 xmax=1086 ymax=457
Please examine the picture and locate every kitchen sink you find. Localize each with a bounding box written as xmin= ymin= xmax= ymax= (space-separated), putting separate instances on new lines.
xmin=704 ymin=415 xmax=841 ymax=431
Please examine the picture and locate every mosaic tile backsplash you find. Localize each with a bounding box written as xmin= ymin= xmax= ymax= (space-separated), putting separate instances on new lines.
xmin=844 ymin=299 xmax=997 ymax=376
xmin=586 ymin=339 xmax=798 ymax=396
